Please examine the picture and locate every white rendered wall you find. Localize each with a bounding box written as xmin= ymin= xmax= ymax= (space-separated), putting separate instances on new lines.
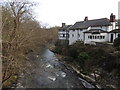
xmin=91 ymin=26 xmax=110 ymax=31
xmin=101 ymin=26 xmax=108 ymax=31
xmin=107 ymin=26 xmax=113 ymax=32
xmin=69 ymin=30 xmax=78 ymax=45
xmin=84 ymin=33 xmax=109 ymax=44
xmin=77 ymin=29 xmax=88 ymax=41
xmin=111 ymin=22 xmax=116 ymax=30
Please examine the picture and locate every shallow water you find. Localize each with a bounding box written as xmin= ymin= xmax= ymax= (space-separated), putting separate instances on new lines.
xmin=16 ymin=49 xmax=94 ymax=89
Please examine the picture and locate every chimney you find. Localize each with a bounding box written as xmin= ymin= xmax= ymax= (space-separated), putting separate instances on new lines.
xmin=62 ymin=23 xmax=66 ymax=27
xmin=110 ymin=13 xmax=116 ymax=22
xmin=84 ymin=16 xmax=88 ymax=21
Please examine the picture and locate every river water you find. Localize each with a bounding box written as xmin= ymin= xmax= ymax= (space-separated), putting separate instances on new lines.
xmin=16 ymin=48 xmax=95 ymax=89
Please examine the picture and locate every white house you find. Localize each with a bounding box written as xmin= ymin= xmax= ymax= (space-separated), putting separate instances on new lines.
xmin=58 ymin=13 xmax=120 ymax=45
xmin=58 ymin=23 xmax=72 ymax=44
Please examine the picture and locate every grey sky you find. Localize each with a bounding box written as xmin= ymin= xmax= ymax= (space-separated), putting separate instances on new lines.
xmin=3 ymin=0 xmax=120 ymax=27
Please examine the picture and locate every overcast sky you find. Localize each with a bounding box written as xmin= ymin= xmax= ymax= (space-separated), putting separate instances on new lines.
xmin=32 ymin=0 xmax=120 ymax=27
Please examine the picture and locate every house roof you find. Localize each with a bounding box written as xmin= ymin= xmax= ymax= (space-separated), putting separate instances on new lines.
xmin=110 ymin=29 xmax=120 ymax=33
xmin=59 ymin=25 xmax=72 ymax=30
xmin=70 ymin=18 xmax=111 ymax=30
xmin=84 ymin=29 xmax=108 ymax=34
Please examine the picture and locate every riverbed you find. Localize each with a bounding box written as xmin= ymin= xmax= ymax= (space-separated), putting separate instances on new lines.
xmin=16 ymin=48 xmax=95 ymax=89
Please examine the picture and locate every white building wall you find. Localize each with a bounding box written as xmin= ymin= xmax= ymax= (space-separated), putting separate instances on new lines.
xmin=77 ymin=29 xmax=88 ymax=41
xmin=107 ymin=22 xmax=117 ymax=32
xmin=111 ymin=22 xmax=116 ymax=30
xmin=84 ymin=33 xmax=109 ymax=44
xmin=116 ymin=26 xmax=119 ymax=29
xmin=101 ymin=26 xmax=108 ymax=31
xmin=59 ymin=37 xmax=67 ymax=40
xmin=91 ymin=26 xmax=109 ymax=31
xmin=107 ymin=26 xmax=113 ymax=32
xmin=69 ymin=30 xmax=78 ymax=45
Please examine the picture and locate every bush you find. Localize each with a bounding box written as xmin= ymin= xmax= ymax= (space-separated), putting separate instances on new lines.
xmin=68 ymin=47 xmax=78 ymax=58
xmin=103 ymin=54 xmax=117 ymax=72
xmin=77 ymin=52 xmax=89 ymax=69
xmin=78 ymin=52 xmax=89 ymax=61
xmin=113 ymin=37 xmax=120 ymax=47
xmin=55 ymin=40 xmax=61 ymax=46
xmin=88 ymin=48 xmax=107 ymax=67
xmin=63 ymin=56 xmax=73 ymax=63
xmin=54 ymin=46 xmax=62 ymax=54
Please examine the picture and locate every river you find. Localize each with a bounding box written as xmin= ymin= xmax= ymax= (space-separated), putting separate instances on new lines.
xmin=16 ymin=48 xmax=95 ymax=89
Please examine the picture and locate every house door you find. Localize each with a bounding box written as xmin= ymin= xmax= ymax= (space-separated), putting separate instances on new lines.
xmin=110 ymin=34 xmax=114 ymax=43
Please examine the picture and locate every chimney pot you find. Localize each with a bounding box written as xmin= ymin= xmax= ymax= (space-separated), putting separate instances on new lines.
xmin=110 ymin=13 xmax=116 ymax=22
xmin=84 ymin=16 xmax=88 ymax=21
xmin=62 ymin=23 xmax=66 ymax=27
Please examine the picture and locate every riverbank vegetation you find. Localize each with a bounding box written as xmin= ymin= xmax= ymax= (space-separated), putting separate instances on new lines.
xmin=2 ymin=0 xmax=58 ymax=88
xmin=53 ymin=40 xmax=120 ymax=89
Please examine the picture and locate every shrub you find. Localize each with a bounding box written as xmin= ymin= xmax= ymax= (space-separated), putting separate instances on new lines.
xmin=68 ymin=47 xmax=78 ymax=58
xmin=78 ymin=52 xmax=89 ymax=61
xmin=77 ymin=52 xmax=89 ymax=68
xmin=63 ymin=56 xmax=73 ymax=63
xmin=113 ymin=37 xmax=120 ymax=47
xmin=54 ymin=46 xmax=62 ymax=54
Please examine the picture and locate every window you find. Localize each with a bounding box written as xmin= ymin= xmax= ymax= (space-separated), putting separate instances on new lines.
xmin=63 ymin=29 xmax=65 ymax=31
xmin=99 ymin=36 xmax=105 ymax=39
xmin=72 ymin=34 xmax=74 ymax=37
xmin=90 ymin=36 xmax=92 ymax=39
xmin=63 ymin=34 xmax=65 ymax=37
xmin=97 ymin=36 xmax=100 ymax=39
xmin=88 ymin=35 xmax=105 ymax=39
xmin=78 ymin=34 xmax=80 ymax=37
xmin=100 ymin=36 xmax=102 ymax=39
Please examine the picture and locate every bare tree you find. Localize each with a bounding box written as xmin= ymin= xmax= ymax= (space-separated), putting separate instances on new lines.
xmin=2 ymin=0 xmax=36 ymax=84
xmin=2 ymin=0 xmax=59 ymax=86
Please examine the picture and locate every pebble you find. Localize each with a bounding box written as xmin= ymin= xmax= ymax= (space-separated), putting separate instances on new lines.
xmin=48 ymin=76 xmax=56 ymax=81
xmin=61 ymin=72 xmax=66 ymax=78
